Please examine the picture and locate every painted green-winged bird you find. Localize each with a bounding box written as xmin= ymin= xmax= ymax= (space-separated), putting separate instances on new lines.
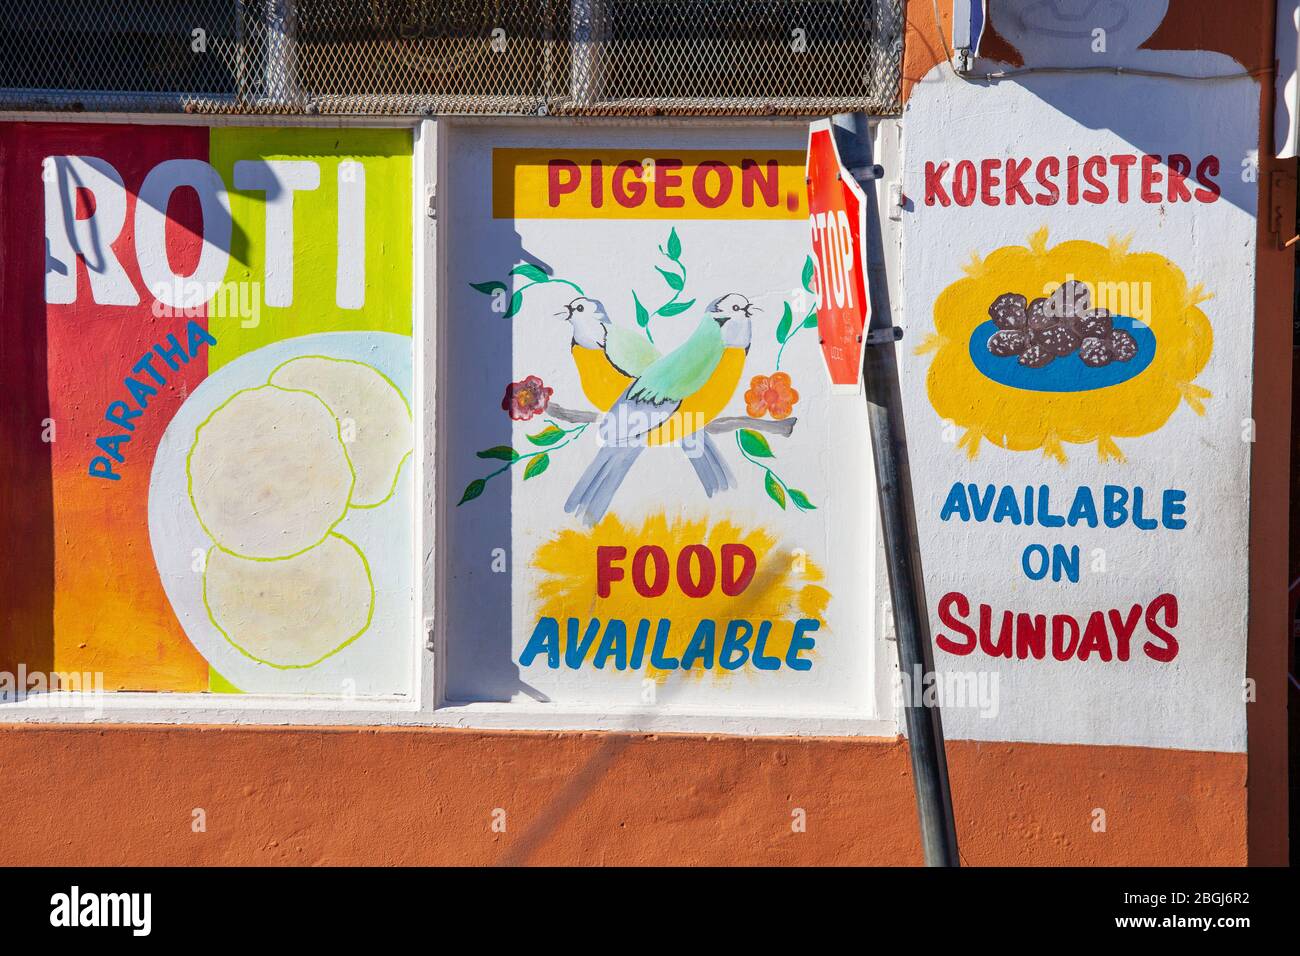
xmin=560 ymin=296 xmax=739 ymax=509
xmin=564 ymin=293 xmax=754 ymax=525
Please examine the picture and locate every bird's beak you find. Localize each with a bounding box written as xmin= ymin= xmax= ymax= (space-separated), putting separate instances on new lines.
xmin=554 ymin=308 xmax=570 ymax=319
xmin=743 ymin=305 xmax=759 ymax=317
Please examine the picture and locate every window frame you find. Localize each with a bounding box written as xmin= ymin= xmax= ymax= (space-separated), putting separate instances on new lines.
xmin=0 ymin=111 xmax=901 ymax=737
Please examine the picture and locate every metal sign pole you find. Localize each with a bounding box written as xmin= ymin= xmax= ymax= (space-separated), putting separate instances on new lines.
xmin=831 ymin=111 xmax=961 ymax=867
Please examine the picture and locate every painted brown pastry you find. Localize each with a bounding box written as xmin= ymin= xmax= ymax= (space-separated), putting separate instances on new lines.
xmin=1034 ymin=324 xmax=1082 ymax=356
xmin=1047 ymin=279 xmax=1090 ymax=321
xmin=1078 ymin=336 xmax=1113 ymax=367
xmin=989 ymin=292 xmax=1028 ymax=330
xmin=1026 ymin=297 xmax=1055 ymax=330
xmin=1018 ymin=344 xmax=1055 ymax=368
xmin=1075 ymin=307 xmax=1113 ymax=339
xmin=988 ymin=329 xmax=1030 ymax=356
xmin=985 ymin=287 xmax=1140 ymax=372
xmin=1109 ymin=328 xmax=1138 ymax=361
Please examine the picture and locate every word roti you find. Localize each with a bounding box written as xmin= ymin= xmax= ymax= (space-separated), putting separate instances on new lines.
xmin=43 ymin=155 xmax=367 ymax=310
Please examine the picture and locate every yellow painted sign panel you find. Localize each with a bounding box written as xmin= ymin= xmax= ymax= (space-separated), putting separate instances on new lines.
xmin=493 ymin=148 xmax=806 ymax=220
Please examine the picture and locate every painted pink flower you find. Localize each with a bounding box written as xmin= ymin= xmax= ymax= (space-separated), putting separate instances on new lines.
xmin=502 ymin=375 xmax=553 ymax=421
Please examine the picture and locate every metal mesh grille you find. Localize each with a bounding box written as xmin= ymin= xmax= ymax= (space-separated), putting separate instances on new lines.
xmin=0 ymin=1 xmax=903 ymax=116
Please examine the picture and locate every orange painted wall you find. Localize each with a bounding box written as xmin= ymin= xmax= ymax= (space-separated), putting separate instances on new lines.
xmin=0 ymin=726 xmax=1245 ymax=866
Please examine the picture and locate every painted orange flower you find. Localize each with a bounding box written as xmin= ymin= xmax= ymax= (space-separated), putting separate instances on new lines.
xmin=745 ymin=372 xmax=799 ymax=420
xmin=502 ymin=375 xmax=553 ymax=421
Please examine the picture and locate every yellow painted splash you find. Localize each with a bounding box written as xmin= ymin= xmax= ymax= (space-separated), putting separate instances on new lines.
xmin=530 ymin=513 xmax=831 ymax=682
xmin=923 ymin=228 xmax=1214 ymax=463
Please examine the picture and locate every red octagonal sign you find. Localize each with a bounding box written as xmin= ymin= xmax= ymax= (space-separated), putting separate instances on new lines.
xmin=805 ymin=119 xmax=871 ymax=392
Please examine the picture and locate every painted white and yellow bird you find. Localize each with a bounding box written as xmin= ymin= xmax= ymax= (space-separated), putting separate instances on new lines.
xmin=564 ymin=293 xmax=754 ymax=525
xmin=560 ymin=296 xmax=739 ymax=513
xmin=560 ymin=296 xmax=659 ymax=409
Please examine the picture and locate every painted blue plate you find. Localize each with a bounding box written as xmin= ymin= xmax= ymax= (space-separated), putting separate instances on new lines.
xmin=968 ymin=315 xmax=1156 ymax=393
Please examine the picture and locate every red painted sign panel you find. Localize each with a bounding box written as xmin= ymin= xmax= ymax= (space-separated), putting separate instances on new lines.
xmin=805 ymin=120 xmax=870 ymax=391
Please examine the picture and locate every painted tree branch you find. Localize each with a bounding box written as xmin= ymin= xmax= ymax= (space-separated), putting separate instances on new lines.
xmin=706 ymin=416 xmax=796 ymax=437
xmin=547 ymin=403 xmax=598 ymax=423
xmin=547 ymin=403 xmax=797 ymax=437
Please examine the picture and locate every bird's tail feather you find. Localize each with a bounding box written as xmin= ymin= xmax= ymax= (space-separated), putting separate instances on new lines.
xmin=564 ymin=446 xmax=644 ymax=526
xmin=681 ymin=431 xmax=735 ymax=498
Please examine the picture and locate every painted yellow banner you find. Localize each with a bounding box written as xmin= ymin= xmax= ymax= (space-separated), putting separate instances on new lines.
xmin=493 ymin=148 xmax=806 ymax=220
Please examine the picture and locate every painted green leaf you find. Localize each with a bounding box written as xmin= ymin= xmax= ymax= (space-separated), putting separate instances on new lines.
xmin=656 ymin=266 xmax=685 ymax=292
xmin=801 ymin=255 xmax=815 ymax=293
xmin=458 ymin=478 xmax=487 ymax=505
xmin=476 ymin=445 xmax=518 ymax=461
xmin=503 ymin=291 xmax=523 ymax=318
xmin=469 ymin=280 xmax=507 ymax=296
xmin=802 ymin=311 xmax=819 ymax=329
xmin=738 ymin=428 xmax=774 ymax=458
xmin=523 ymin=454 xmax=550 ymax=480
xmin=667 ymin=227 xmax=682 ymax=260
xmin=788 ymin=488 xmax=816 ymax=511
xmin=765 ymin=471 xmax=787 ymax=509
xmin=657 ymin=298 xmax=695 ymax=317
xmin=527 ymin=426 xmax=565 ymax=446
xmin=633 ymin=290 xmax=651 ymax=327
xmin=776 ymin=302 xmax=793 ymax=343
xmin=510 ymin=263 xmax=548 ymax=282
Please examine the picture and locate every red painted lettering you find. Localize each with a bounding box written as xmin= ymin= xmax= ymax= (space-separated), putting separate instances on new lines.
xmin=547 ymin=160 xmax=581 ymax=208
xmin=741 ymin=159 xmax=779 ymax=207
xmin=1166 ymin=153 xmax=1192 ymax=203
xmin=612 ymin=160 xmax=647 ymax=207
xmin=653 ymin=158 xmax=685 ymax=209
xmin=936 ymin=591 xmax=976 ymax=655
xmin=720 ymin=543 xmax=756 ymax=596
xmin=1004 ymin=157 xmax=1032 ymax=205
xmin=595 ymin=545 xmax=626 ymax=598
xmin=925 ymin=160 xmax=951 ymax=207
xmin=1140 ymin=154 xmax=1164 ymax=203
xmin=631 ymin=545 xmax=669 ymax=598
xmin=692 ymin=160 xmax=733 ymax=208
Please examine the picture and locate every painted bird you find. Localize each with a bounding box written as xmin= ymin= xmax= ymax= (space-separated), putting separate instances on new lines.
xmin=560 ymin=296 xmax=739 ymax=507
xmin=564 ymin=293 xmax=754 ymax=526
xmin=560 ymin=296 xmax=660 ymax=408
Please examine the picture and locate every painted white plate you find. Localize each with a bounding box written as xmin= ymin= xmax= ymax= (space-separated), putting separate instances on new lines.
xmin=149 ymin=331 xmax=414 ymax=696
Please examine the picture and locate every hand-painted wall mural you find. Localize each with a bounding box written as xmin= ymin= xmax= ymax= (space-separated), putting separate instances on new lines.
xmin=0 ymin=122 xmax=414 ymax=695
xmin=442 ymin=129 xmax=879 ymax=714
xmin=918 ymin=229 xmax=1214 ymax=462
xmin=902 ymin=0 xmax=1257 ymax=751
xmin=463 ymin=226 xmax=817 ymax=518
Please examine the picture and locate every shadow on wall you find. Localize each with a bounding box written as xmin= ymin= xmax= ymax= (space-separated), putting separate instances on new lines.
xmin=970 ymin=0 xmax=1261 ymax=216
xmin=0 ymin=126 xmax=54 ymax=680
xmin=440 ymin=199 xmax=529 ymax=703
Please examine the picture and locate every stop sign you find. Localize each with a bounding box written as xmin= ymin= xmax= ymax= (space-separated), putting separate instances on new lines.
xmin=805 ymin=119 xmax=871 ymax=391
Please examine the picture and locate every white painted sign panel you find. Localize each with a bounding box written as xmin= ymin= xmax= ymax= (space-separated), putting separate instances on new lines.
xmin=901 ymin=3 xmax=1258 ymax=751
xmin=440 ymin=124 xmax=884 ymax=725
